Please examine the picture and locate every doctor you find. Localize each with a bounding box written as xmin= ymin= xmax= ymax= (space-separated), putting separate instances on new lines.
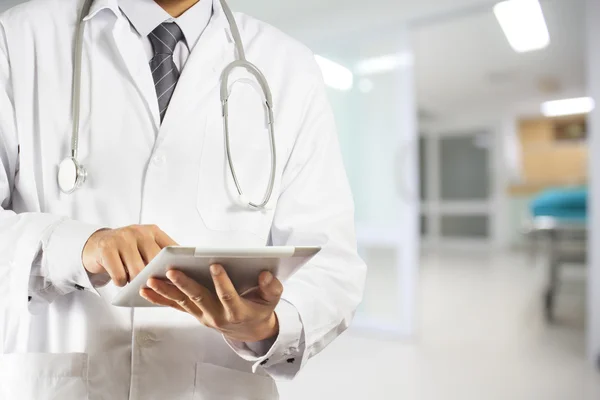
xmin=0 ymin=0 xmax=366 ymax=398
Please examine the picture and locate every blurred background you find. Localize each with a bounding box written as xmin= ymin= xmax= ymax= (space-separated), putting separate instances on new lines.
xmin=225 ymin=0 xmax=600 ymax=398
xmin=2 ymin=0 xmax=600 ymax=398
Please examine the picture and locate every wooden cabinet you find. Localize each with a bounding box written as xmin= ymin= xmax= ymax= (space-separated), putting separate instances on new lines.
xmin=509 ymin=115 xmax=587 ymax=195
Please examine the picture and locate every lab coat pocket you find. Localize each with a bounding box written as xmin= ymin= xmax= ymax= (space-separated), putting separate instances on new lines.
xmin=0 ymin=353 xmax=89 ymax=400
xmin=196 ymin=84 xmax=278 ymax=240
xmin=193 ymin=362 xmax=278 ymax=400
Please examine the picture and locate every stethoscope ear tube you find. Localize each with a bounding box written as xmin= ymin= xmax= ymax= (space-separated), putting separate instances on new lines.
xmin=59 ymin=0 xmax=93 ymax=194
xmin=221 ymin=60 xmax=277 ymax=210
xmin=62 ymin=0 xmax=277 ymax=211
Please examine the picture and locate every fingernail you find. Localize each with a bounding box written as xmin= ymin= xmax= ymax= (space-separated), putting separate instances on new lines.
xmin=262 ymin=272 xmax=273 ymax=285
xmin=211 ymin=264 xmax=222 ymax=276
xmin=166 ymin=270 xmax=178 ymax=282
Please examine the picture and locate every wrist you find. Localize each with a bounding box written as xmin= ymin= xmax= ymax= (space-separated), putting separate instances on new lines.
xmin=242 ymin=312 xmax=278 ymax=343
xmin=82 ymin=228 xmax=111 ymax=274
xmin=223 ymin=313 xmax=279 ymax=345
xmin=262 ymin=312 xmax=279 ymax=341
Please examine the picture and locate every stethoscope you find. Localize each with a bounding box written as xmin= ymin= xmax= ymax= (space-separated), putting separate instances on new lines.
xmin=58 ymin=0 xmax=276 ymax=210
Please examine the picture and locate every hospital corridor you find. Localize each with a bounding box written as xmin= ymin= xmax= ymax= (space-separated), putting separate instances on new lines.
xmin=0 ymin=0 xmax=599 ymax=399
xmin=279 ymin=251 xmax=600 ymax=399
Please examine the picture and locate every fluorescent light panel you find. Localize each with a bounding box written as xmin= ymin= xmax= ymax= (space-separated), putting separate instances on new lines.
xmin=355 ymin=53 xmax=413 ymax=76
xmin=315 ymin=55 xmax=354 ymax=91
xmin=494 ymin=0 xmax=550 ymax=53
xmin=541 ymin=97 xmax=595 ymax=117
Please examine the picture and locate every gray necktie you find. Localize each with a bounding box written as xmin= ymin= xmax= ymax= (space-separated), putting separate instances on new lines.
xmin=149 ymin=23 xmax=184 ymax=122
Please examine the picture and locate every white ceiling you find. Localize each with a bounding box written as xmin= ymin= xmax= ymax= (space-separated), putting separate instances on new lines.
xmin=229 ymin=0 xmax=498 ymax=44
xmin=229 ymin=0 xmax=500 ymax=56
xmin=230 ymin=0 xmax=586 ymax=121
xmin=413 ymin=0 xmax=586 ymax=120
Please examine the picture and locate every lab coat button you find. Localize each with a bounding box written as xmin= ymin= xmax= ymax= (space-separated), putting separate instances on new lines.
xmin=137 ymin=333 xmax=156 ymax=347
xmin=260 ymin=359 xmax=269 ymax=366
xmin=286 ymin=358 xmax=295 ymax=364
xmin=152 ymin=154 xmax=166 ymax=166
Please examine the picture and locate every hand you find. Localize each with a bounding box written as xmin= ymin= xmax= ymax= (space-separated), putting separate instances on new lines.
xmin=82 ymin=225 xmax=178 ymax=287
xmin=140 ymin=265 xmax=283 ymax=343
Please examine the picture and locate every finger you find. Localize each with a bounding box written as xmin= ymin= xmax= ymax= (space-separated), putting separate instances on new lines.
xmin=140 ymin=288 xmax=186 ymax=313
xmin=119 ymin=245 xmax=145 ymax=281
xmin=153 ymin=229 xmax=178 ymax=249
xmin=101 ymin=249 xmax=128 ymax=287
xmin=166 ymin=270 xmax=221 ymax=317
xmin=257 ymin=272 xmax=283 ymax=305
xmin=146 ymin=278 xmax=203 ymax=316
xmin=138 ymin=239 xmax=162 ymax=265
xmin=209 ymin=265 xmax=244 ymax=316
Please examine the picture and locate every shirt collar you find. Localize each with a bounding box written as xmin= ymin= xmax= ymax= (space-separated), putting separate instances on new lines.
xmin=176 ymin=0 xmax=214 ymax=50
xmin=83 ymin=0 xmax=120 ymax=21
xmin=117 ymin=0 xmax=214 ymax=50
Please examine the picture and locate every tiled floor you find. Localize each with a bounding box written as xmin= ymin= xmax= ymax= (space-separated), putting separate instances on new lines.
xmin=277 ymin=250 xmax=600 ymax=400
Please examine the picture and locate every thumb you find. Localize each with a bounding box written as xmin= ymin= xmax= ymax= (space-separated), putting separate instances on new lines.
xmin=258 ymin=272 xmax=283 ymax=305
xmin=154 ymin=229 xmax=178 ymax=249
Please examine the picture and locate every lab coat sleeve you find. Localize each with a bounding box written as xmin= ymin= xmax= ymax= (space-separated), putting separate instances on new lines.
xmin=227 ymin=61 xmax=367 ymax=379
xmin=0 ymin=22 xmax=107 ymax=329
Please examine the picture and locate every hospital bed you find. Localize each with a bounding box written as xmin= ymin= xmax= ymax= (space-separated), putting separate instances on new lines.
xmin=523 ymin=187 xmax=587 ymax=322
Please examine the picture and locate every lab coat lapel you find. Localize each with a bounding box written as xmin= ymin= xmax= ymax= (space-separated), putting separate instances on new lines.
xmin=157 ymin=5 xmax=231 ymax=144
xmin=110 ymin=15 xmax=161 ymax=132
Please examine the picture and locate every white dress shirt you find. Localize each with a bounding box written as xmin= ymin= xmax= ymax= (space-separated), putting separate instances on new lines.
xmin=119 ymin=0 xmax=213 ymax=70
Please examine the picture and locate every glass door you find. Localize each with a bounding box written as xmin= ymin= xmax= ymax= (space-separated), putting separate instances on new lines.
xmin=329 ymin=28 xmax=419 ymax=336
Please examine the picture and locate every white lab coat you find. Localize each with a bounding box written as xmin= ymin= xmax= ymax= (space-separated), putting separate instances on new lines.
xmin=0 ymin=0 xmax=366 ymax=399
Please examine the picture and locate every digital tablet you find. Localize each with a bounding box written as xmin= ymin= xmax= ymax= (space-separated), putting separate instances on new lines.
xmin=111 ymin=246 xmax=321 ymax=308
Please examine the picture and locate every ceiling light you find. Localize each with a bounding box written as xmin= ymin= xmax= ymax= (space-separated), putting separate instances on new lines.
xmin=315 ymin=55 xmax=354 ymax=91
xmin=355 ymin=53 xmax=413 ymax=76
xmin=494 ymin=0 xmax=550 ymax=53
xmin=541 ymin=97 xmax=595 ymax=117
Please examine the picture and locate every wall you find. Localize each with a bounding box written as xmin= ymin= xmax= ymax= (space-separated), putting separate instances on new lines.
xmin=586 ymin=0 xmax=600 ymax=368
xmin=516 ymin=116 xmax=588 ymax=188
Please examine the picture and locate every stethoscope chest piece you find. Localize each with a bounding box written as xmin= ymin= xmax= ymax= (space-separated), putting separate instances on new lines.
xmin=58 ymin=157 xmax=87 ymax=194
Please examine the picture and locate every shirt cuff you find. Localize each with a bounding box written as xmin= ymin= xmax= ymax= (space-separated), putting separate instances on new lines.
xmin=41 ymin=219 xmax=111 ymax=295
xmin=224 ymin=299 xmax=304 ymax=371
